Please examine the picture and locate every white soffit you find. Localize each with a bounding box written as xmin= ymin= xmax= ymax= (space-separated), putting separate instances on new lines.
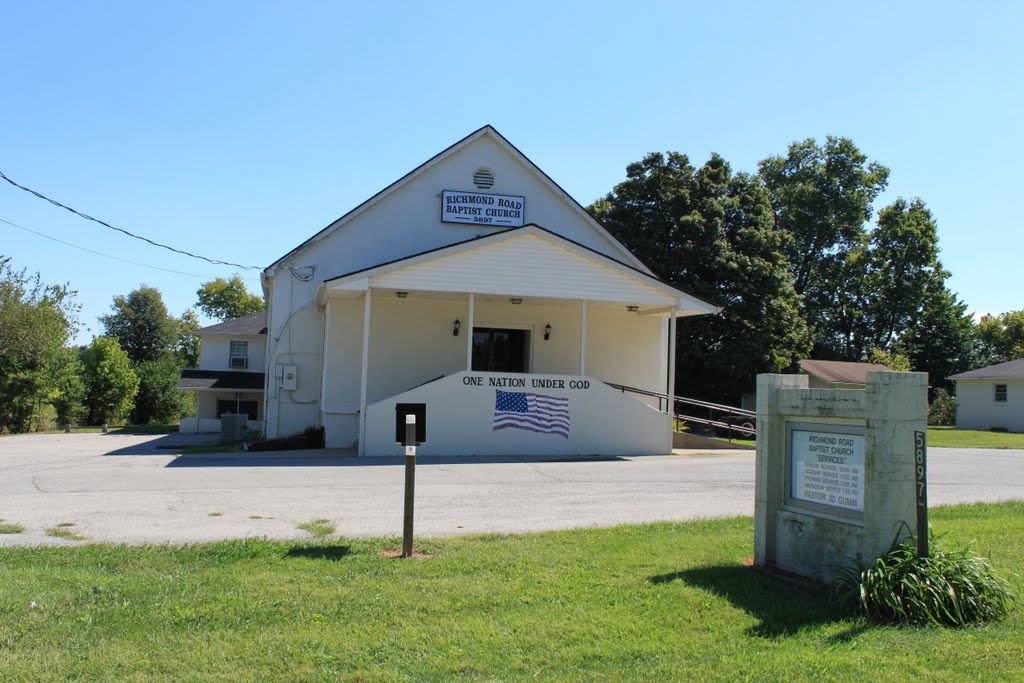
xmin=368 ymin=233 xmax=678 ymax=306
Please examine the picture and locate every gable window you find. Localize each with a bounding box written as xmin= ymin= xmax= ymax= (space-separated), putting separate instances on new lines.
xmin=229 ymin=341 xmax=249 ymax=369
xmin=994 ymin=384 xmax=1007 ymax=403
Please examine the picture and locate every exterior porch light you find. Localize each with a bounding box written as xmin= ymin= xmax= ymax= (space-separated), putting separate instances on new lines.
xmin=626 ymin=305 xmax=639 ymax=312
xmin=510 ymin=298 xmax=523 ymax=304
xmin=396 ymin=291 xmax=408 ymax=298
xmin=544 ymin=323 xmax=551 ymax=341
xmin=453 ymin=318 xmax=461 ymax=336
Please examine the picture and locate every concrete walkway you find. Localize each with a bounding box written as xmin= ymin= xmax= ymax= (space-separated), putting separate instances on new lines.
xmin=0 ymin=433 xmax=1020 ymax=546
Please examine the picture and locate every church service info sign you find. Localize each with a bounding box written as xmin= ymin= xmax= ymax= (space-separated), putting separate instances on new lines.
xmin=441 ymin=190 xmax=525 ymax=227
xmin=788 ymin=425 xmax=865 ymax=513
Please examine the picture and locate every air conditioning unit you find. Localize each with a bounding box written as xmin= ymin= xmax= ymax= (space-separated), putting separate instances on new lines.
xmin=230 ymin=356 xmax=248 ymax=369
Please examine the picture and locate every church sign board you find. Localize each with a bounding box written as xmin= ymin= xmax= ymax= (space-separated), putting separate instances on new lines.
xmin=788 ymin=425 xmax=865 ymax=514
xmin=441 ymin=190 xmax=525 ymax=227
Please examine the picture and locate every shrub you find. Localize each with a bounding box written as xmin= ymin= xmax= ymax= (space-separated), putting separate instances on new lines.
xmin=928 ymin=388 xmax=957 ymax=426
xmin=836 ymin=533 xmax=1017 ymax=626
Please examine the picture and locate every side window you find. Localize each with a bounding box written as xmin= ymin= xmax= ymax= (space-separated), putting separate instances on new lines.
xmin=229 ymin=340 xmax=249 ymax=369
xmin=994 ymin=384 xmax=1007 ymax=403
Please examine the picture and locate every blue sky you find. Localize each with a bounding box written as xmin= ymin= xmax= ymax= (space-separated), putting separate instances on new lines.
xmin=2 ymin=1 xmax=1020 ymax=344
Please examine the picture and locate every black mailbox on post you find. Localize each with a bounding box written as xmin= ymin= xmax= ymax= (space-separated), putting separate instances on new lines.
xmin=395 ymin=403 xmax=426 ymax=445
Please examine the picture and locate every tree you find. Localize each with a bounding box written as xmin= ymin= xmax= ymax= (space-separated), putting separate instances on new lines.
xmin=100 ymin=285 xmax=176 ymax=364
xmin=862 ymin=199 xmax=945 ymax=351
xmin=0 ymin=257 xmax=79 ymax=433
xmin=173 ymin=308 xmax=201 ymax=368
xmin=899 ymin=284 xmax=977 ymax=391
xmin=758 ymin=138 xmax=889 ymax=357
xmin=864 ymin=348 xmax=911 ymax=372
xmin=81 ymin=337 xmax=139 ymax=425
xmin=132 ymin=355 xmax=190 ymax=424
xmin=976 ymin=311 xmax=1024 ymax=365
xmin=590 ymin=152 xmax=810 ymax=403
xmin=44 ymin=347 xmax=86 ymax=428
xmin=196 ymin=274 xmax=265 ymax=321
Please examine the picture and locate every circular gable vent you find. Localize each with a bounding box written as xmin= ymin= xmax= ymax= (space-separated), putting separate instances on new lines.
xmin=473 ymin=168 xmax=495 ymax=190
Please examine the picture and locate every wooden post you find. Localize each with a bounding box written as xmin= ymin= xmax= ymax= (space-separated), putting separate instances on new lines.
xmin=402 ymin=414 xmax=416 ymax=558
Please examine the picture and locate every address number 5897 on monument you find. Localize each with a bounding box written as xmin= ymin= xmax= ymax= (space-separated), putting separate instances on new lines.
xmin=914 ymin=430 xmax=928 ymax=557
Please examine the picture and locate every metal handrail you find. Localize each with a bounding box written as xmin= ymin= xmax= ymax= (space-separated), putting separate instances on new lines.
xmin=603 ymin=381 xmax=756 ymax=440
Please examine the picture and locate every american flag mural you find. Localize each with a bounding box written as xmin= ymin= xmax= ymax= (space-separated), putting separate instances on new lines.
xmin=493 ymin=390 xmax=570 ymax=438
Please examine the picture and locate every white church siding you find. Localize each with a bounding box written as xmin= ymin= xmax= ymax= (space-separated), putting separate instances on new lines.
xmin=262 ymin=126 xmax=718 ymax=454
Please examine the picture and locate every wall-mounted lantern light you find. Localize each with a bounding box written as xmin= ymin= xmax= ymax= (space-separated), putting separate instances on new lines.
xmin=511 ymin=298 xmax=523 ymax=305
xmin=453 ymin=319 xmax=461 ymax=336
xmin=626 ymin=305 xmax=639 ymax=312
xmin=544 ymin=323 xmax=552 ymax=341
xmin=396 ymin=291 xmax=408 ymax=298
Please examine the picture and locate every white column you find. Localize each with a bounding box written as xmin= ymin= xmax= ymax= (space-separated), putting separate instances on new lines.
xmin=319 ymin=299 xmax=331 ymax=425
xmin=666 ymin=313 xmax=677 ymax=453
xmin=579 ymin=301 xmax=588 ymax=375
xmin=465 ymin=292 xmax=475 ymax=371
xmin=357 ymin=289 xmax=372 ymax=456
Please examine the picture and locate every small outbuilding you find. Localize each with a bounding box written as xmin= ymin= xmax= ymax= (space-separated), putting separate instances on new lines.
xmin=797 ymin=359 xmax=897 ymax=390
xmin=948 ymin=358 xmax=1024 ymax=432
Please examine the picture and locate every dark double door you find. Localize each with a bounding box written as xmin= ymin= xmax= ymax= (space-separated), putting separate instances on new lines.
xmin=472 ymin=328 xmax=528 ymax=373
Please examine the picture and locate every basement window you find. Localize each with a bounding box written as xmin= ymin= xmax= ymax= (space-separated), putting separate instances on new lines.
xmin=994 ymin=384 xmax=1007 ymax=402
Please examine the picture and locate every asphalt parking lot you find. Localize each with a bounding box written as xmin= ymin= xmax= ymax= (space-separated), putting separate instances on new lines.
xmin=0 ymin=433 xmax=1021 ymax=546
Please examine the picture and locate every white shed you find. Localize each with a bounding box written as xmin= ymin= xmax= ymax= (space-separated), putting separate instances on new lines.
xmin=949 ymin=359 xmax=1024 ymax=432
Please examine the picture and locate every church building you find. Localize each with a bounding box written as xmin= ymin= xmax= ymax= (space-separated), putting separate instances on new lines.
xmin=261 ymin=126 xmax=718 ymax=455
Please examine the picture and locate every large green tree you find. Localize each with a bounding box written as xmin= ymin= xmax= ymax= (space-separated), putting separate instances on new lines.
xmin=976 ymin=311 xmax=1024 ymax=365
xmin=132 ymin=355 xmax=190 ymax=424
xmin=0 ymin=257 xmax=80 ymax=433
xmin=758 ymin=137 xmax=889 ymax=357
xmin=899 ymin=284 xmax=977 ymax=391
xmin=590 ymin=152 xmax=810 ymax=403
xmin=100 ymin=285 xmax=176 ymax=364
xmin=81 ymin=337 xmax=139 ymax=425
xmin=173 ymin=308 xmax=201 ymax=369
xmin=196 ymin=274 xmax=265 ymax=322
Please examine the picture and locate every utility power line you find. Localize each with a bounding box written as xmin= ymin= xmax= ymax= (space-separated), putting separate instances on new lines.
xmin=0 ymin=169 xmax=263 ymax=271
xmin=0 ymin=216 xmax=261 ymax=282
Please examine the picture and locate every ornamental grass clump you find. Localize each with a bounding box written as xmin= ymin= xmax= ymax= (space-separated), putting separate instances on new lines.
xmin=836 ymin=536 xmax=1017 ymax=627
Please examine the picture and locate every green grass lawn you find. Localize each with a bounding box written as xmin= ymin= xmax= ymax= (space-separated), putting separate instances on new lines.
xmin=928 ymin=426 xmax=1024 ymax=449
xmin=1 ymin=503 xmax=1022 ymax=681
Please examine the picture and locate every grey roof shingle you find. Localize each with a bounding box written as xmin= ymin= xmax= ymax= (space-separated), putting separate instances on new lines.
xmin=949 ymin=358 xmax=1024 ymax=380
xmin=197 ymin=312 xmax=267 ymax=336
xmin=177 ymin=369 xmax=265 ymax=391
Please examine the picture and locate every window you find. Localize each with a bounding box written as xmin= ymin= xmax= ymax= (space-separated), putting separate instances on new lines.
xmin=217 ymin=400 xmax=258 ymax=421
xmin=472 ymin=328 xmax=529 ymax=373
xmin=229 ymin=341 xmax=249 ymax=369
xmin=994 ymin=384 xmax=1008 ymax=403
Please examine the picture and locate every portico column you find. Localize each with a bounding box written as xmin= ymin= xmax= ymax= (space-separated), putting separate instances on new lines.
xmin=465 ymin=292 xmax=475 ymax=371
xmin=667 ymin=313 xmax=677 ymax=453
xmin=358 ymin=288 xmax=372 ymax=456
xmin=579 ymin=301 xmax=588 ymax=375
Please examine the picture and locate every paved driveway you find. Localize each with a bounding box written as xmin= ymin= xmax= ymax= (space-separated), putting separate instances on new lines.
xmin=0 ymin=433 xmax=1021 ymax=546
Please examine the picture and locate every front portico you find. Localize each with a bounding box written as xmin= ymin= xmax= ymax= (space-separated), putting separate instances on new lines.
xmin=315 ymin=225 xmax=717 ymax=455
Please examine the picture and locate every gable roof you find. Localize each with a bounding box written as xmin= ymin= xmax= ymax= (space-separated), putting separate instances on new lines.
xmin=266 ymin=125 xmax=651 ymax=273
xmin=799 ymin=359 xmax=896 ymax=385
xmin=197 ymin=311 xmax=267 ymax=336
xmin=949 ymin=358 xmax=1024 ymax=380
xmin=319 ymin=224 xmax=719 ymax=316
